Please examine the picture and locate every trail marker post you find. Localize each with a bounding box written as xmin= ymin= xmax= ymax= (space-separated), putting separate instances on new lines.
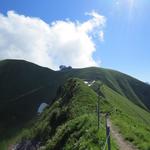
xmin=105 ymin=113 xmax=111 ymax=150
xmin=97 ymin=96 xmax=100 ymax=129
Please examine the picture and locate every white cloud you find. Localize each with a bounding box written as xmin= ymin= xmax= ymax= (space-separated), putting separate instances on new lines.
xmin=0 ymin=10 xmax=106 ymax=69
xmin=99 ymin=31 xmax=104 ymax=41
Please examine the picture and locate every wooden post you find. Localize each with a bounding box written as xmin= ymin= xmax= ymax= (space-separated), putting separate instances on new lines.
xmin=97 ymin=96 xmax=100 ymax=129
xmin=106 ymin=126 xmax=111 ymax=150
xmin=106 ymin=113 xmax=111 ymax=150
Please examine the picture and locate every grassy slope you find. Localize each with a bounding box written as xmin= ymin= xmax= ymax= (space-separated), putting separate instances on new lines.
xmin=12 ymin=78 xmax=150 ymax=150
xmin=0 ymin=60 xmax=63 ymax=137
xmin=14 ymin=78 xmax=118 ymax=150
xmin=0 ymin=60 xmax=150 ymax=149
xmin=92 ymin=81 xmax=150 ymax=150
xmin=0 ymin=60 xmax=149 ymax=124
xmin=61 ymin=67 xmax=150 ymax=111
xmin=0 ymin=60 xmax=65 ymax=150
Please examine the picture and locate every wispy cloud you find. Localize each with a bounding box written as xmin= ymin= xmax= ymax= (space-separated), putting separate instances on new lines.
xmin=0 ymin=10 xmax=106 ymax=69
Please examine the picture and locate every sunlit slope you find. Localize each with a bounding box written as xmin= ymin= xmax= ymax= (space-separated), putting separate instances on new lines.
xmin=13 ymin=78 xmax=118 ymax=150
xmin=62 ymin=67 xmax=150 ymax=111
xmin=0 ymin=59 xmax=149 ymax=127
xmin=92 ymin=81 xmax=150 ymax=150
xmin=0 ymin=59 xmax=150 ymax=144
xmin=12 ymin=79 xmax=150 ymax=150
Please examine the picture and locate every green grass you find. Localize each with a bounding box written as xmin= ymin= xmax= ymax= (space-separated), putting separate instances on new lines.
xmin=0 ymin=59 xmax=61 ymax=124
xmin=94 ymin=83 xmax=150 ymax=150
xmin=63 ymin=67 xmax=150 ymax=111
xmin=45 ymin=114 xmax=118 ymax=150
xmin=13 ymin=78 xmax=118 ymax=150
xmin=0 ymin=60 xmax=150 ymax=149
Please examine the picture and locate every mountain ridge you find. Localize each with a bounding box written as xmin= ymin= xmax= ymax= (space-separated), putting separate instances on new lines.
xmin=0 ymin=59 xmax=150 ymax=150
xmin=0 ymin=59 xmax=149 ymax=112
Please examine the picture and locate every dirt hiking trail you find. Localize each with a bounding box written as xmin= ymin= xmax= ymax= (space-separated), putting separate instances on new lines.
xmin=108 ymin=120 xmax=139 ymax=150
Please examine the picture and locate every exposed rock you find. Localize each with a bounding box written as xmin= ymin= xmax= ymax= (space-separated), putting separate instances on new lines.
xmin=12 ymin=140 xmax=40 ymax=150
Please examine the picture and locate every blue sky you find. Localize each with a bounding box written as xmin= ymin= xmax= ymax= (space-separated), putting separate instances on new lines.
xmin=0 ymin=0 xmax=150 ymax=82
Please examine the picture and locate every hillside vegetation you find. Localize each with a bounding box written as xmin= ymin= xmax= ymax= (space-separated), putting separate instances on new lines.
xmin=92 ymin=81 xmax=150 ymax=149
xmin=0 ymin=59 xmax=150 ymax=149
xmin=0 ymin=60 xmax=62 ymax=134
xmin=12 ymin=78 xmax=118 ymax=150
xmin=62 ymin=67 xmax=150 ymax=111
xmin=10 ymin=78 xmax=150 ymax=150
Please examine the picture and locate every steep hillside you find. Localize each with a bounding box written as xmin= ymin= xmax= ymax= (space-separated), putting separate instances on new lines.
xmin=61 ymin=67 xmax=150 ymax=111
xmin=10 ymin=78 xmax=150 ymax=150
xmin=11 ymin=78 xmax=118 ymax=150
xmin=0 ymin=59 xmax=150 ymax=149
xmin=1 ymin=60 xmax=149 ymax=123
xmin=0 ymin=59 xmax=62 ymax=138
xmin=91 ymin=81 xmax=150 ymax=149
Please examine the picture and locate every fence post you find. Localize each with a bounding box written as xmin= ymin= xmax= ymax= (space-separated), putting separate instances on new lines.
xmin=97 ymin=96 xmax=100 ymax=129
xmin=105 ymin=113 xmax=111 ymax=150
